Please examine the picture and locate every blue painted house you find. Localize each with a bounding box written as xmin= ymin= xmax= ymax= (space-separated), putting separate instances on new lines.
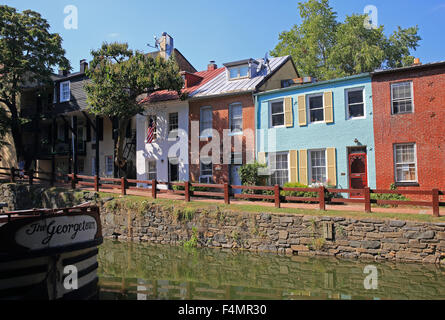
xmin=255 ymin=73 xmax=376 ymax=193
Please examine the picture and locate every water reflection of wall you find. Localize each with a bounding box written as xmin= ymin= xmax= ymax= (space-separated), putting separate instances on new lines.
xmin=97 ymin=240 xmax=445 ymax=300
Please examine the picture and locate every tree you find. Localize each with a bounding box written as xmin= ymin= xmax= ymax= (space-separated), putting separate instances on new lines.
xmin=84 ymin=42 xmax=184 ymax=177
xmin=0 ymin=107 xmax=9 ymax=147
xmin=0 ymin=5 xmax=70 ymax=165
xmin=271 ymin=0 xmax=421 ymax=80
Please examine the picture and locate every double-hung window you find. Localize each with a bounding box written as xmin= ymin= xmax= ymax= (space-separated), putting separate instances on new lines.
xmin=200 ymin=106 xmax=213 ymax=137
xmin=147 ymin=160 xmax=157 ymax=181
xmin=105 ymin=156 xmax=114 ymax=176
xmin=269 ymin=153 xmax=289 ymax=186
xmin=309 ymin=150 xmax=327 ymax=184
xmin=200 ymin=158 xmax=213 ymax=183
xmin=394 ymin=143 xmax=417 ymax=183
xmin=270 ymin=100 xmax=284 ymax=127
xmin=228 ymin=65 xmax=249 ymax=80
xmin=391 ymin=82 xmax=413 ymax=114
xmin=168 ymin=112 xmax=179 ymax=134
xmin=60 ymin=81 xmax=70 ymax=103
xmin=308 ymin=94 xmax=324 ymax=123
xmin=229 ymin=103 xmax=243 ymax=134
xmin=346 ymin=88 xmax=365 ymax=118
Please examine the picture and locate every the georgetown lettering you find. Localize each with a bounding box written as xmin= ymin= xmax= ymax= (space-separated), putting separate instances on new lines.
xmin=25 ymin=219 xmax=96 ymax=245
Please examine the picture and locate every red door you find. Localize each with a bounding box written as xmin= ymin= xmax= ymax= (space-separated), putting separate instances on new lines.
xmin=349 ymin=153 xmax=368 ymax=198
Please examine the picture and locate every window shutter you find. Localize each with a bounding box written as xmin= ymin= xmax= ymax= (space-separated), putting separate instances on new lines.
xmin=284 ymin=97 xmax=293 ymax=127
xmin=297 ymin=95 xmax=307 ymax=126
xmin=290 ymin=150 xmax=298 ymax=183
xmin=326 ymin=147 xmax=337 ymax=186
xmin=257 ymin=152 xmax=266 ymax=165
xmin=298 ymin=149 xmax=308 ymax=185
xmin=324 ymin=91 xmax=334 ymax=123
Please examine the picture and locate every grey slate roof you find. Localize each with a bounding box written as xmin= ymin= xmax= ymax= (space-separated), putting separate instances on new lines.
xmin=190 ymin=56 xmax=291 ymax=98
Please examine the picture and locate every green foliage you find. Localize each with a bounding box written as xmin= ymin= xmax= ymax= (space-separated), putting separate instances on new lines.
xmin=271 ymin=0 xmax=421 ymax=80
xmin=281 ymin=182 xmax=318 ymax=199
xmin=183 ymin=227 xmax=199 ymax=249
xmin=311 ymin=237 xmax=326 ymax=251
xmin=172 ymin=183 xmax=209 ymax=193
xmin=238 ymin=162 xmax=268 ymax=188
xmin=0 ymin=5 xmax=70 ymax=161
xmin=84 ymin=42 xmax=184 ymax=172
xmin=371 ymin=185 xmax=409 ymax=208
xmin=174 ymin=207 xmax=196 ymax=222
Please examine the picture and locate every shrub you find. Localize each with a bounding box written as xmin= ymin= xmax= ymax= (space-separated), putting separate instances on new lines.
xmin=183 ymin=227 xmax=199 ymax=249
xmin=371 ymin=184 xmax=409 ymax=208
xmin=238 ymin=162 xmax=268 ymax=189
xmin=280 ymin=182 xmax=318 ymax=200
xmin=172 ymin=182 xmax=210 ymax=192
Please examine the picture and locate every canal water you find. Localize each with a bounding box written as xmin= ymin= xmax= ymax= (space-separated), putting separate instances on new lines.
xmin=98 ymin=239 xmax=445 ymax=300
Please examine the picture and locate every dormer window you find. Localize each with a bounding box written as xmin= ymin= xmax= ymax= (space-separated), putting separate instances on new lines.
xmin=60 ymin=81 xmax=70 ymax=103
xmin=229 ymin=65 xmax=249 ymax=80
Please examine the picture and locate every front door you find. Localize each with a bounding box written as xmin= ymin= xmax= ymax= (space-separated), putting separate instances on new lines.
xmin=169 ymin=159 xmax=179 ymax=183
xmin=349 ymin=153 xmax=368 ymax=198
xmin=230 ymin=165 xmax=242 ymax=194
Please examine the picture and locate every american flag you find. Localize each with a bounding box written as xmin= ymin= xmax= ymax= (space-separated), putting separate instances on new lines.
xmin=145 ymin=118 xmax=155 ymax=144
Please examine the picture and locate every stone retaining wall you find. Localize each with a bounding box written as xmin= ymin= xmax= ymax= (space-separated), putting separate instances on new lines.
xmin=101 ymin=200 xmax=445 ymax=265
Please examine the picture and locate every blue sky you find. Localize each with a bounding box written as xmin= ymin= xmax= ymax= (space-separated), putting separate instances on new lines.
xmin=4 ymin=0 xmax=445 ymax=72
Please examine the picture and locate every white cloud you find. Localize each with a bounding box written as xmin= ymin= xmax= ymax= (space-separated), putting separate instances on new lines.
xmin=107 ymin=33 xmax=120 ymax=38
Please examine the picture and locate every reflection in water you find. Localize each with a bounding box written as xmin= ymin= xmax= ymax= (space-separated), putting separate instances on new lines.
xmin=98 ymin=240 xmax=445 ymax=300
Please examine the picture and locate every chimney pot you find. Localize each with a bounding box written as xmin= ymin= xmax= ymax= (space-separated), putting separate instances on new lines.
xmin=80 ymin=59 xmax=88 ymax=73
xmin=207 ymin=61 xmax=217 ymax=71
xmin=413 ymin=58 xmax=421 ymax=66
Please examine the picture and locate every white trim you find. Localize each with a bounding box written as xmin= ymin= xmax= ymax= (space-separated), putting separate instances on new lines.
xmin=308 ymin=149 xmax=327 ymax=184
xmin=228 ymin=65 xmax=250 ymax=80
xmin=268 ymin=98 xmax=285 ymax=128
xmin=391 ymin=81 xmax=414 ymax=115
xmin=306 ymin=93 xmax=324 ymax=124
xmin=229 ymin=102 xmax=243 ymax=135
xmin=345 ymin=86 xmax=366 ymax=120
xmin=199 ymin=106 xmax=213 ymax=138
xmin=267 ymin=151 xmax=290 ymax=186
xmin=105 ymin=155 xmax=114 ymax=176
xmin=393 ymin=143 xmax=418 ymax=183
xmin=60 ymin=81 xmax=70 ymax=103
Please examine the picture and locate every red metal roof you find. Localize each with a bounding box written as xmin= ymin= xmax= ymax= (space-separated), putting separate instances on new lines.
xmin=140 ymin=67 xmax=225 ymax=104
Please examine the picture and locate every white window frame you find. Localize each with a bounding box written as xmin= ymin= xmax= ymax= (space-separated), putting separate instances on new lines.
xmin=168 ymin=112 xmax=179 ymax=134
xmin=307 ymin=93 xmax=325 ymax=124
xmin=200 ymin=106 xmax=213 ymax=138
xmin=268 ymin=152 xmax=289 ymax=186
xmin=228 ymin=65 xmax=249 ymax=80
xmin=60 ymin=81 xmax=70 ymax=103
xmin=147 ymin=159 xmax=157 ymax=181
xmin=199 ymin=157 xmax=213 ymax=183
xmin=394 ymin=143 xmax=418 ymax=183
xmin=309 ymin=149 xmax=327 ymax=184
xmin=391 ymin=81 xmax=414 ymax=115
xmin=269 ymin=99 xmax=285 ymax=128
xmin=105 ymin=155 xmax=114 ymax=176
xmin=229 ymin=102 xmax=243 ymax=135
xmin=345 ymin=87 xmax=366 ymax=120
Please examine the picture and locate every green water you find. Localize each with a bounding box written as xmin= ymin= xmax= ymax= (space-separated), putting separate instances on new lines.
xmin=97 ymin=239 xmax=445 ymax=300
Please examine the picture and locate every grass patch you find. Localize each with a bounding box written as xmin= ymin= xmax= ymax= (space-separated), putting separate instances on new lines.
xmin=96 ymin=192 xmax=445 ymax=223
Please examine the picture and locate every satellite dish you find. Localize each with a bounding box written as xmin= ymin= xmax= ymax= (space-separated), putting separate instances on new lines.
xmin=264 ymin=52 xmax=271 ymax=73
xmin=147 ymin=35 xmax=160 ymax=49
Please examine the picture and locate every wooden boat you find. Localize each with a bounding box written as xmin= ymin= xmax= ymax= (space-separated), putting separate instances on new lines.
xmin=0 ymin=204 xmax=103 ymax=300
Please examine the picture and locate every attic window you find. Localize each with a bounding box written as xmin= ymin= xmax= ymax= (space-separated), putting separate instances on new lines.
xmin=229 ymin=65 xmax=249 ymax=80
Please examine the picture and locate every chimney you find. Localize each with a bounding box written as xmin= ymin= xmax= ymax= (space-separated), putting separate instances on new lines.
xmin=159 ymin=32 xmax=174 ymax=60
xmin=413 ymin=58 xmax=421 ymax=66
xmin=58 ymin=69 xmax=69 ymax=76
xmin=207 ymin=61 xmax=217 ymax=71
xmin=80 ymin=59 xmax=88 ymax=73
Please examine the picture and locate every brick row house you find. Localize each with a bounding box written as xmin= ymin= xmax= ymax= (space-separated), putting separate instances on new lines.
xmin=188 ymin=56 xmax=299 ymax=186
xmin=371 ymin=61 xmax=445 ymax=194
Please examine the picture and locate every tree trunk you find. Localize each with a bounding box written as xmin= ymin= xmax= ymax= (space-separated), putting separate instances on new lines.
xmin=7 ymin=97 xmax=25 ymax=167
xmin=115 ymin=118 xmax=128 ymax=178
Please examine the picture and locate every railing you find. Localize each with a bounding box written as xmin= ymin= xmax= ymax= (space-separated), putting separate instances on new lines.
xmin=1 ymin=168 xmax=443 ymax=217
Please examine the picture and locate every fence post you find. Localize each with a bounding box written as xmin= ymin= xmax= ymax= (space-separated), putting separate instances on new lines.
xmin=10 ymin=168 xmax=15 ymax=183
xmin=185 ymin=181 xmax=190 ymax=202
xmin=94 ymin=175 xmax=99 ymax=192
xmin=432 ymin=188 xmax=440 ymax=217
xmin=364 ymin=187 xmax=371 ymax=213
xmin=152 ymin=179 xmax=157 ymax=199
xmin=71 ymin=173 xmax=77 ymax=190
xmin=29 ymin=169 xmax=34 ymax=186
xmin=319 ymin=186 xmax=326 ymax=211
xmin=224 ymin=183 xmax=230 ymax=205
xmin=121 ymin=177 xmax=126 ymax=196
xmin=274 ymin=184 xmax=281 ymax=208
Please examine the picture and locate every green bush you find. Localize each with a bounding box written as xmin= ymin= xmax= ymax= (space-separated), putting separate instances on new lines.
xmin=371 ymin=184 xmax=409 ymax=208
xmin=280 ymin=182 xmax=318 ymax=199
xmin=172 ymin=182 xmax=210 ymax=192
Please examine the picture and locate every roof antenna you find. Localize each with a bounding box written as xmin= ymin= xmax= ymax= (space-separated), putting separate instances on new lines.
xmin=147 ymin=35 xmax=160 ymax=50
xmin=264 ymin=52 xmax=271 ymax=73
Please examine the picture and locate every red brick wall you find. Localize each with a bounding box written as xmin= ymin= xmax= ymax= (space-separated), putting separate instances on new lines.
xmin=189 ymin=93 xmax=255 ymax=184
xmin=372 ymin=65 xmax=445 ymax=198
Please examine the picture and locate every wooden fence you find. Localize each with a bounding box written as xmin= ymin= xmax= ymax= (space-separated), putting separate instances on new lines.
xmin=1 ymin=167 xmax=443 ymax=217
